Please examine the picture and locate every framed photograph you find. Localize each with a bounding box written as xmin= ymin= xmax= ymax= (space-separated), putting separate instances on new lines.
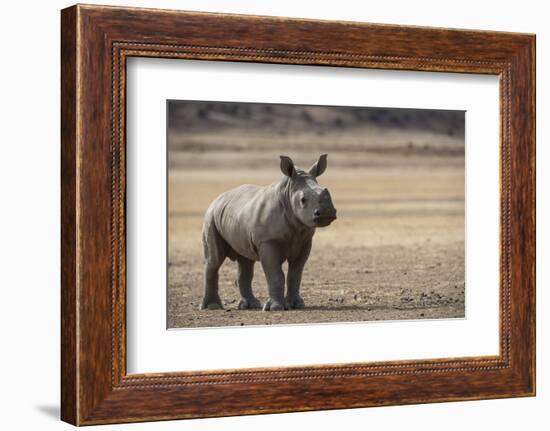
xmin=61 ymin=4 xmax=535 ymax=425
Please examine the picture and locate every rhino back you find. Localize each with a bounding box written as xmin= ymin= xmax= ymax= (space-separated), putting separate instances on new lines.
xmin=206 ymin=182 xmax=297 ymax=261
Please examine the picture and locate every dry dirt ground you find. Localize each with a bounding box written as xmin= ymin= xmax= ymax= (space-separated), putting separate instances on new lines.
xmin=167 ymin=166 xmax=464 ymax=328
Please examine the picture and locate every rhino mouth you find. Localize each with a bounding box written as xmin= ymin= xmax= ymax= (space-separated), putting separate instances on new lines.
xmin=314 ymin=215 xmax=337 ymax=227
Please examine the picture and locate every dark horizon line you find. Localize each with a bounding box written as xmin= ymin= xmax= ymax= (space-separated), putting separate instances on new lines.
xmin=166 ymin=98 xmax=467 ymax=114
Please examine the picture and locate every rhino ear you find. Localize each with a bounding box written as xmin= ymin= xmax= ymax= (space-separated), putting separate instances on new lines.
xmin=309 ymin=154 xmax=328 ymax=177
xmin=280 ymin=155 xmax=296 ymax=177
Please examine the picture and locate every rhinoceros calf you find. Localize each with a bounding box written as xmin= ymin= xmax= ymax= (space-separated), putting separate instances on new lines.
xmin=200 ymin=154 xmax=337 ymax=311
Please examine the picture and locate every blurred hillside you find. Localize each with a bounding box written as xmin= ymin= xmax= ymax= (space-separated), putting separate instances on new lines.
xmin=167 ymin=100 xmax=465 ymax=171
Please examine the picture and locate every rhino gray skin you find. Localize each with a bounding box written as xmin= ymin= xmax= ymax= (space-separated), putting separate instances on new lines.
xmin=200 ymin=154 xmax=337 ymax=311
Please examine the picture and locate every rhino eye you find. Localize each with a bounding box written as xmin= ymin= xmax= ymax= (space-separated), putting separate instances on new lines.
xmin=300 ymin=196 xmax=307 ymax=205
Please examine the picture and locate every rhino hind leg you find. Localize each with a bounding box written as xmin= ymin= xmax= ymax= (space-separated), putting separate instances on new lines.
xmin=236 ymin=256 xmax=261 ymax=310
xmin=200 ymin=218 xmax=227 ymax=310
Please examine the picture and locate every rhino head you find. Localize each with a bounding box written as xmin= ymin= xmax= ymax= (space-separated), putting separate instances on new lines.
xmin=280 ymin=154 xmax=337 ymax=228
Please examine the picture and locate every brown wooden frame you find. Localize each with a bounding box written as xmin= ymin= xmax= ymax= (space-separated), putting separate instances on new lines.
xmin=61 ymin=4 xmax=535 ymax=426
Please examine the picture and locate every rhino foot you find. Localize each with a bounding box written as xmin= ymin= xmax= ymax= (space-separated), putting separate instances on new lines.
xmin=262 ymin=298 xmax=287 ymax=311
xmin=286 ymin=295 xmax=305 ymax=310
xmin=200 ymin=297 xmax=224 ymax=310
xmin=238 ymin=297 xmax=262 ymax=310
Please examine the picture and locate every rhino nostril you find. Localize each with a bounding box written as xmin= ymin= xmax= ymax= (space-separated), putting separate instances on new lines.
xmin=313 ymin=209 xmax=321 ymax=217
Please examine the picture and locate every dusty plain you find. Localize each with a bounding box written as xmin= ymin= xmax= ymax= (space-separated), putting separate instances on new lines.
xmin=167 ymin=104 xmax=465 ymax=328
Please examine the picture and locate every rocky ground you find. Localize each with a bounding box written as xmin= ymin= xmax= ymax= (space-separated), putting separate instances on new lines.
xmin=167 ymin=167 xmax=465 ymax=328
xmin=166 ymin=102 xmax=465 ymax=329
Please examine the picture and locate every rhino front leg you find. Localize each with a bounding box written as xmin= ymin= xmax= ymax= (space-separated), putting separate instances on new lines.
xmin=259 ymin=242 xmax=287 ymax=311
xmin=286 ymin=239 xmax=312 ymax=309
xmin=236 ymin=256 xmax=261 ymax=309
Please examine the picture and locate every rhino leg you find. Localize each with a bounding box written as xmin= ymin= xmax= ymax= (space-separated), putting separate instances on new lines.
xmin=236 ymin=256 xmax=261 ymax=309
xmin=286 ymin=239 xmax=312 ymax=309
xmin=259 ymin=242 xmax=287 ymax=311
xmin=200 ymin=218 xmax=227 ymax=310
